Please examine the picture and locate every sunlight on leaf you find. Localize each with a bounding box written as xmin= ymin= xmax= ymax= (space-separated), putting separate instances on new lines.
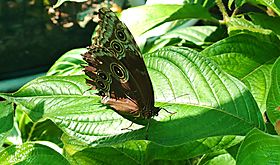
xmin=0 ymin=47 xmax=263 ymax=163
xmin=199 ymin=150 xmax=236 ymax=165
xmin=0 ymin=142 xmax=69 ymax=164
xmin=1 ymin=46 xmax=265 ymax=143
xmin=147 ymin=26 xmax=218 ymax=53
xmin=201 ymin=31 xmax=280 ymax=113
xmin=53 ymin=0 xmax=87 ymax=8
xmin=0 ymin=47 xmax=265 ymax=163
xmin=227 ymin=17 xmax=272 ymax=34
xmin=121 ymin=4 xmax=214 ymax=36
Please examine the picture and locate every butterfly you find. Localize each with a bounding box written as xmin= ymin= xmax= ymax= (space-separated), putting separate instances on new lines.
xmin=82 ymin=7 xmax=161 ymax=124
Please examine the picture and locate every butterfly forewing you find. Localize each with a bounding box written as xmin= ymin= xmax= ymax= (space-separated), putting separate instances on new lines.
xmin=82 ymin=7 xmax=160 ymax=119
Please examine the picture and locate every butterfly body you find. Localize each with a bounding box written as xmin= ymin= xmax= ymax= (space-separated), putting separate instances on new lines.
xmin=82 ymin=8 xmax=160 ymax=121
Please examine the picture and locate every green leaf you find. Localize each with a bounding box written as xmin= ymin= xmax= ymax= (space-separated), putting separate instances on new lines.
xmin=199 ymin=150 xmax=236 ymax=165
xmin=0 ymin=142 xmax=69 ymax=164
xmin=201 ymin=31 xmax=280 ymax=113
xmin=61 ymin=133 xmax=89 ymax=156
xmin=53 ymin=0 xmax=87 ymax=8
xmin=15 ymin=107 xmax=33 ymax=142
xmin=72 ymin=143 xmax=141 ymax=165
xmin=245 ymin=0 xmax=280 ymax=15
xmin=48 ymin=47 xmax=264 ymax=147
xmin=227 ymin=17 xmax=273 ymax=35
xmin=228 ymin=0 xmax=235 ymax=10
xmin=214 ymin=155 xmax=234 ymax=165
xmin=267 ymin=56 xmax=280 ymax=124
xmin=28 ymin=120 xmax=64 ymax=146
xmin=71 ymin=136 xmax=242 ymax=164
xmin=121 ymin=4 xmax=215 ymax=36
xmin=0 ymin=101 xmax=13 ymax=134
xmin=4 ymin=121 xmax=22 ymax=146
xmin=236 ymin=128 xmax=280 ymax=165
xmin=276 ymin=0 xmax=280 ymax=9
xmin=0 ymin=75 xmax=92 ymax=122
xmin=1 ymin=47 xmax=265 ymax=162
xmin=149 ymin=160 xmax=187 ymax=165
xmin=234 ymin=0 xmax=280 ymax=15
xmin=226 ymin=143 xmax=241 ymax=161
xmin=248 ymin=13 xmax=280 ymax=35
xmin=0 ymin=101 xmax=14 ymax=146
xmin=120 ymin=4 xmax=181 ymax=36
xmin=47 ymin=48 xmax=87 ymax=76
xmin=147 ymin=26 xmax=219 ymax=53
xmin=234 ymin=0 xmax=246 ymax=8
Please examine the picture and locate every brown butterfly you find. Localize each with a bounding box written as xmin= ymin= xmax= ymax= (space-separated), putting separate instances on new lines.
xmin=82 ymin=8 xmax=161 ymax=123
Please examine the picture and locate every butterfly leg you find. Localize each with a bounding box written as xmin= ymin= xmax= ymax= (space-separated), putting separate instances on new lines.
xmin=162 ymin=108 xmax=176 ymax=115
xmin=145 ymin=118 xmax=151 ymax=140
xmin=121 ymin=122 xmax=134 ymax=131
xmin=81 ymin=87 xmax=93 ymax=95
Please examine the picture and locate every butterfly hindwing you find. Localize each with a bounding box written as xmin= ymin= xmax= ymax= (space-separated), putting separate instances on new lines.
xmin=83 ymin=8 xmax=160 ymax=119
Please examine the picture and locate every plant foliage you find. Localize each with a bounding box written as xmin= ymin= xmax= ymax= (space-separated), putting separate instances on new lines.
xmin=0 ymin=0 xmax=280 ymax=164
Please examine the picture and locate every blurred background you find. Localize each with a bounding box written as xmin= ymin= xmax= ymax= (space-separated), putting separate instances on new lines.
xmin=0 ymin=0 xmax=147 ymax=92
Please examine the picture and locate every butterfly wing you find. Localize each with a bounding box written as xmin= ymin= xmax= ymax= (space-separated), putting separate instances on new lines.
xmin=82 ymin=8 xmax=159 ymax=119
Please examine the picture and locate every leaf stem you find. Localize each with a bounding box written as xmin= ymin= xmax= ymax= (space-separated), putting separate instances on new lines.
xmin=231 ymin=8 xmax=239 ymax=17
xmin=18 ymin=112 xmax=26 ymax=132
xmin=27 ymin=122 xmax=38 ymax=141
xmin=215 ymin=0 xmax=229 ymax=23
xmin=197 ymin=154 xmax=206 ymax=164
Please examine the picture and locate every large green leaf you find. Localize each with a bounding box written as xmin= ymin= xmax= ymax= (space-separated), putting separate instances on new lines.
xmin=71 ymin=136 xmax=241 ymax=164
xmin=0 ymin=47 xmax=265 ymax=162
xmin=0 ymin=142 xmax=69 ymax=164
xmin=0 ymin=75 xmax=93 ymax=122
xmin=121 ymin=4 xmax=214 ymax=36
xmin=236 ymin=128 xmax=280 ymax=165
xmin=201 ymin=32 xmax=280 ymax=113
xmin=266 ymin=56 xmax=280 ymax=124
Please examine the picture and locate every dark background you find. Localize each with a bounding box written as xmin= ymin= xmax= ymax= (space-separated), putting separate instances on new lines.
xmin=0 ymin=1 xmax=95 ymax=81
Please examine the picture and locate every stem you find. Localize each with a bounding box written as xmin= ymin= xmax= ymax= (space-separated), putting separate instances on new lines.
xmin=231 ymin=8 xmax=239 ymax=17
xmin=215 ymin=0 xmax=229 ymax=23
xmin=197 ymin=154 xmax=206 ymax=164
xmin=18 ymin=112 xmax=26 ymax=132
xmin=27 ymin=122 xmax=38 ymax=141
